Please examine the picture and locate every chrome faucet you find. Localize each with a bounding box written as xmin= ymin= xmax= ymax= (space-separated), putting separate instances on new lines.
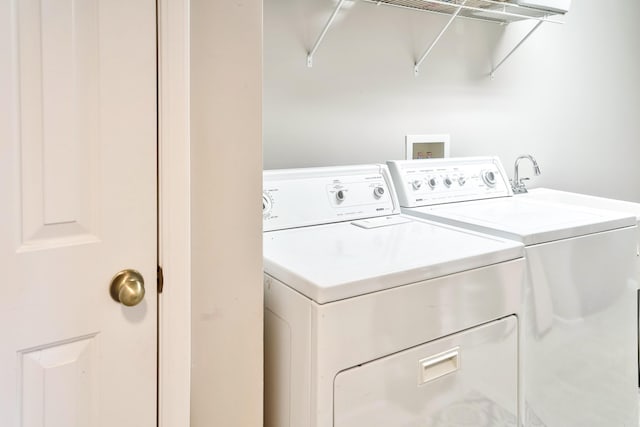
xmin=511 ymin=154 xmax=541 ymax=194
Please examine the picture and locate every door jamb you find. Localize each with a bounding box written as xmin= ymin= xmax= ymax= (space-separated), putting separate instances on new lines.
xmin=158 ymin=0 xmax=191 ymax=425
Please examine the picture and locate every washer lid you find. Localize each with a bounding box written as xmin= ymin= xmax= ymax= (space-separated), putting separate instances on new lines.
xmin=404 ymin=197 xmax=636 ymax=246
xmin=263 ymin=215 xmax=523 ymax=304
xmin=524 ymin=188 xmax=640 ymax=223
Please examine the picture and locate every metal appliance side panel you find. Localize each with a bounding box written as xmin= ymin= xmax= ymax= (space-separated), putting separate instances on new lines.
xmin=522 ymin=226 xmax=638 ymax=426
xmin=523 ymin=188 xmax=640 ymax=386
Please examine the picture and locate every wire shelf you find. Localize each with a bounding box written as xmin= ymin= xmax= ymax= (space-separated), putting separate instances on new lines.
xmin=306 ymin=0 xmax=568 ymax=76
xmin=363 ymin=0 xmax=563 ymax=24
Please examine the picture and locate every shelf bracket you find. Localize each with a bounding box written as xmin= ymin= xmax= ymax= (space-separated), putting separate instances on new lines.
xmin=490 ymin=20 xmax=544 ymax=79
xmin=307 ymin=0 xmax=347 ymax=68
xmin=414 ymin=0 xmax=467 ymax=76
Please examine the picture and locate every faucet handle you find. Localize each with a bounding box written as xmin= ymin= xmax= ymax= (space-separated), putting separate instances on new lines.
xmin=513 ymin=177 xmax=530 ymax=194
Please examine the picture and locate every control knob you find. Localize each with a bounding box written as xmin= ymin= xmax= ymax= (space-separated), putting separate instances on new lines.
xmin=336 ymin=190 xmax=346 ymax=202
xmin=262 ymin=193 xmax=272 ymax=216
xmin=373 ymin=186 xmax=385 ymax=199
xmin=458 ymin=176 xmax=466 ymax=186
xmin=428 ymin=177 xmax=438 ymax=189
xmin=412 ymin=180 xmax=422 ymax=190
xmin=443 ymin=177 xmax=452 ymax=187
xmin=482 ymin=170 xmax=497 ymax=187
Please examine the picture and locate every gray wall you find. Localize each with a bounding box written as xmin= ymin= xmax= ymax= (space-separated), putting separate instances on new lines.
xmin=264 ymin=0 xmax=640 ymax=201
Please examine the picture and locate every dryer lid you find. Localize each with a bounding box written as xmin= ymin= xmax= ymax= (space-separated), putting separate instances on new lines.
xmin=264 ymin=215 xmax=523 ymax=304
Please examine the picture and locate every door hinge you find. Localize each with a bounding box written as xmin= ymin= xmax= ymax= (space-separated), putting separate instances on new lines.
xmin=157 ymin=265 xmax=164 ymax=293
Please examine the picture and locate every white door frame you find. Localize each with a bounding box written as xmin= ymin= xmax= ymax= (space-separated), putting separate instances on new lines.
xmin=158 ymin=0 xmax=191 ymax=425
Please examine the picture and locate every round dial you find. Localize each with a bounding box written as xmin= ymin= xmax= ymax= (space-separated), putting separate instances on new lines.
xmin=443 ymin=177 xmax=452 ymax=187
xmin=482 ymin=170 xmax=497 ymax=187
xmin=373 ymin=186 xmax=385 ymax=198
xmin=412 ymin=180 xmax=422 ymax=190
xmin=458 ymin=176 xmax=466 ymax=186
xmin=336 ymin=190 xmax=346 ymax=202
xmin=428 ymin=177 xmax=438 ymax=189
xmin=262 ymin=193 xmax=272 ymax=216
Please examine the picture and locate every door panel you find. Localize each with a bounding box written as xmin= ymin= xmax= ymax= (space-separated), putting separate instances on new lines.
xmin=17 ymin=0 xmax=100 ymax=249
xmin=0 ymin=0 xmax=157 ymax=425
xmin=20 ymin=335 xmax=98 ymax=427
xmin=17 ymin=0 xmax=100 ymax=248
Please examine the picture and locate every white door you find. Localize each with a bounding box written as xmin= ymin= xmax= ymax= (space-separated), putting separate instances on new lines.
xmin=0 ymin=0 xmax=157 ymax=426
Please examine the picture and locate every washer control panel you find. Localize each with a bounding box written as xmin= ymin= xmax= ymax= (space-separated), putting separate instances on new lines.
xmin=387 ymin=157 xmax=512 ymax=208
xmin=263 ymin=165 xmax=399 ymax=231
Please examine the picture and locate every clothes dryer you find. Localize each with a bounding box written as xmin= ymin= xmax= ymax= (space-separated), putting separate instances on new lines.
xmin=263 ymin=164 xmax=525 ymax=427
xmin=388 ymin=157 xmax=639 ymax=426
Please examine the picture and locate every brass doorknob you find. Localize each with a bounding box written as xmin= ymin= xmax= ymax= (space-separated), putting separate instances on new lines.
xmin=110 ymin=269 xmax=145 ymax=306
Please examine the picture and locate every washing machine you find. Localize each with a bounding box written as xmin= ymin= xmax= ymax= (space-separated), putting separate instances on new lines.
xmin=387 ymin=156 xmax=639 ymax=426
xmin=521 ymin=187 xmax=640 ymax=387
xmin=521 ymin=186 xmax=640 ymax=274
xmin=263 ymin=164 xmax=525 ymax=427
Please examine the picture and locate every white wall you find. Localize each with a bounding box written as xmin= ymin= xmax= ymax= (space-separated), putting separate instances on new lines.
xmin=190 ymin=1 xmax=263 ymax=426
xmin=264 ymin=0 xmax=640 ymax=201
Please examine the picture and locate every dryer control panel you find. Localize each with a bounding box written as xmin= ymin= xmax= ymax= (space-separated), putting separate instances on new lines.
xmin=387 ymin=157 xmax=513 ymax=208
xmin=263 ymin=165 xmax=400 ymax=231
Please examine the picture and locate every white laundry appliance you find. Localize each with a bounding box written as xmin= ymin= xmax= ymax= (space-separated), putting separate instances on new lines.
xmin=521 ymin=187 xmax=640 ymax=386
xmin=387 ymin=156 xmax=639 ymax=426
xmin=263 ymin=164 xmax=525 ymax=427
xmin=521 ymin=186 xmax=640 ymax=273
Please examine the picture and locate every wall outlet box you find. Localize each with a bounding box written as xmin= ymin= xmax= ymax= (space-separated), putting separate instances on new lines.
xmin=405 ymin=134 xmax=450 ymax=160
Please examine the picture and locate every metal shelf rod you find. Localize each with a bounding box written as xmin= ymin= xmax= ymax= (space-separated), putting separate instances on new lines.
xmin=414 ymin=0 xmax=467 ymax=76
xmin=307 ymin=0 xmax=347 ymax=68
xmin=490 ymin=20 xmax=543 ymax=78
xmin=373 ymin=0 xmax=563 ymax=24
